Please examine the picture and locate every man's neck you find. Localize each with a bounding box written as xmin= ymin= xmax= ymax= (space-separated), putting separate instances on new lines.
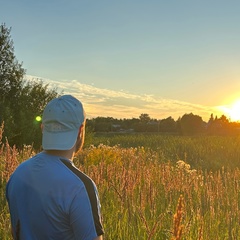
xmin=44 ymin=149 xmax=75 ymax=160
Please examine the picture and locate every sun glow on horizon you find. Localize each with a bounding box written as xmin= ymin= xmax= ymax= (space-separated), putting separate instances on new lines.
xmin=221 ymin=99 xmax=240 ymax=122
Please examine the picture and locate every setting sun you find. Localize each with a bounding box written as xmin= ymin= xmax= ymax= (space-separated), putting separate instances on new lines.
xmin=222 ymin=99 xmax=240 ymax=122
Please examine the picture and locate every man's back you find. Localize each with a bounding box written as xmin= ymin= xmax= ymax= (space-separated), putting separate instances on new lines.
xmin=6 ymin=152 xmax=104 ymax=240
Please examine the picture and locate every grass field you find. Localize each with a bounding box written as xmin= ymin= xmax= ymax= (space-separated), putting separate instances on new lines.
xmin=1 ymin=129 xmax=240 ymax=239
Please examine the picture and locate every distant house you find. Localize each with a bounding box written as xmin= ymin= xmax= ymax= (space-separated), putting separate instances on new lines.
xmin=111 ymin=124 xmax=121 ymax=132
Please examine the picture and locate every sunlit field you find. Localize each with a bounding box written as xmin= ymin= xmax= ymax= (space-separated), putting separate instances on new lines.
xmin=1 ymin=128 xmax=240 ymax=239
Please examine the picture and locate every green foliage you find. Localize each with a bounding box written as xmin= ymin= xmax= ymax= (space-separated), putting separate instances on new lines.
xmin=0 ymin=23 xmax=25 ymax=102
xmin=159 ymin=117 xmax=176 ymax=132
xmin=179 ymin=113 xmax=204 ymax=135
xmin=0 ymin=23 xmax=59 ymax=148
xmin=139 ymin=113 xmax=151 ymax=123
xmin=0 ymin=23 xmax=25 ymax=147
xmin=12 ymin=79 xmax=58 ymax=148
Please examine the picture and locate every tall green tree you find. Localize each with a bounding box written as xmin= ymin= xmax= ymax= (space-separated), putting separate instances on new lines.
xmin=139 ymin=113 xmax=151 ymax=123
xmin=180 ymin=113 xmax=204 ymax=135
xmin=0 ymin=23 xmax=25 ymax=143
xmin=159 ymin=116 xmax=177 ymax=132
xmin=0 ymin=23 xmax=58 ymax=148
xmin=0 ymin=23 xmax=25 ymax=104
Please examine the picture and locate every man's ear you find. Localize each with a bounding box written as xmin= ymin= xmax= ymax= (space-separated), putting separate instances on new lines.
xmin=78 ymin=124 xmax=84 ymax=138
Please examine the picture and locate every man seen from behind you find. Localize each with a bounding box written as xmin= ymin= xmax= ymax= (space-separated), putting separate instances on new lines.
xmin=6 ymin=95 xmax=104 ymax=240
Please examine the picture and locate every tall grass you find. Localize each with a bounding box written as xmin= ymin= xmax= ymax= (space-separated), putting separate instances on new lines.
xmin=75 ymin=145 xmax=240 ymax=239
xmin=1 ymin=127 xmax=240 ymax=239
xmin=91 ymin=133 xmax=240 ymax=170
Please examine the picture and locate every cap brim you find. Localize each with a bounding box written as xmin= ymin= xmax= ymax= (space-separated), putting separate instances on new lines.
xmin=42 ymin=129 xmax=78 ymax=150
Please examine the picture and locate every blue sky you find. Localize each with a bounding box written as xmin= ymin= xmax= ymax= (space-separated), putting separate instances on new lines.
xmin=1 ymin=1 xmax=240 ymax=121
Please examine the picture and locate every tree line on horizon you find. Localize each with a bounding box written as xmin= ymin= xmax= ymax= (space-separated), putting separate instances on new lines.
xmin=1 ymin=22 xmax=240 ymax=149
xmin=86 ymin=112 xmax=240 ymax=136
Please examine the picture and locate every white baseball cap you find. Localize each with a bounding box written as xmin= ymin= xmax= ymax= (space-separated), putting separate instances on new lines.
xmin=42 ymin=95 xmax=85 ymax=150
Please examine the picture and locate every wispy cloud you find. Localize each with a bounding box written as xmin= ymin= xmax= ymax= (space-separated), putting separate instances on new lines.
xmin=25 ymin=75 xmax=221 ymax=121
